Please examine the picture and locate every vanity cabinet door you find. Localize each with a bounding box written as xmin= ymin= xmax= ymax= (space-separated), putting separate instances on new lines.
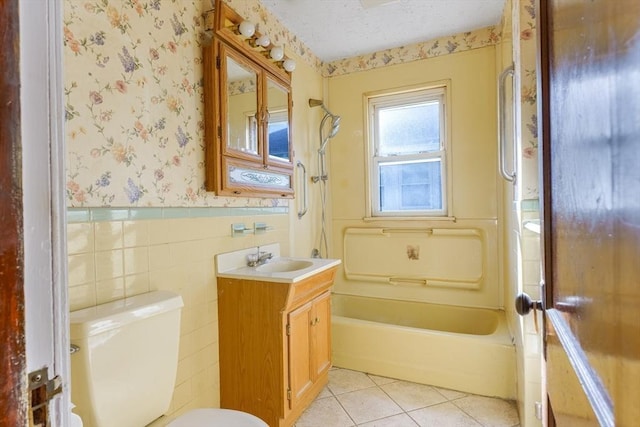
xmin=286 ymin=290 xmax=332 ymax=410
xmin=287 ymin=300 xmax=314 ymax=409
xmin=219 ymin=43 xmax=262 ymax=162
xmin=311 ymin=291 xmax=332 ymax=379
xmin=264 ymin=75 xmax=292 ymax=167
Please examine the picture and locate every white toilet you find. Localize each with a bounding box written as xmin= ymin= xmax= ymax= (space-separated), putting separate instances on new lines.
xmin=70 ymin=291 xmax=267 ymax=427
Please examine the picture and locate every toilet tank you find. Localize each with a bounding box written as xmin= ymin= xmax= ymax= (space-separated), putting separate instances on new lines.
xmin=70 ymin=291 xmax=184 ymax=427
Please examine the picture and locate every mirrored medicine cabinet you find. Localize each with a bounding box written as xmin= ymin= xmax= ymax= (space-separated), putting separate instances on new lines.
xmin=203 ymin=0 xmax=294 ymax=197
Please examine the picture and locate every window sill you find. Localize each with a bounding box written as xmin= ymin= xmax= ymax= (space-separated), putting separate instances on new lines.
xmin=362 ymin=215 xmax=457 ymax=222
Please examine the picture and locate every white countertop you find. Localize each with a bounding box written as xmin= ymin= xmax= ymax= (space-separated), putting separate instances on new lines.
xmin=217 ymin=257 xmax=341 ymax=283
xmin=215 ymin=243 xmax=341 ymax=283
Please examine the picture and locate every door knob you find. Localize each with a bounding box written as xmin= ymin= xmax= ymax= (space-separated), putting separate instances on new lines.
xmin=515 ymin=293 xmax=542 ymax=316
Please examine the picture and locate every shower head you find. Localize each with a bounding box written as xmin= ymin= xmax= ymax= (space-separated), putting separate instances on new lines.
xmin=310 ymin=98 xmax=341 ymax=153
xmin=328 ymin=115 xmax=341 ymax=138
xmin=319 ymin=113 xmax=341 ymax=153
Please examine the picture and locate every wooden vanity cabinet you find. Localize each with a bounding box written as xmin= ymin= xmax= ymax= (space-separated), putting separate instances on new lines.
xmin=217 ymin=267 xmax=337 ymax=427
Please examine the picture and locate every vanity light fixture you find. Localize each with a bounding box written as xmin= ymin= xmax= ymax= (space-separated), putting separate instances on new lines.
xmin=238 ymin=20 xmax=256 ymax=37
xmin=255 ymin=34 xmax=271 ymax=47
xmin=204 ymin=3 xmax=296 ymax=74
xmin=283 ymin=58 xmax=296 ymax=72
xmin=269 ymin=45 xmax=284 ymax=61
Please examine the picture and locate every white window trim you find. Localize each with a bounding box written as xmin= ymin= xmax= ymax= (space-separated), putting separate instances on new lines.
xmin=364 ymin=81 xmax=453 ymax=219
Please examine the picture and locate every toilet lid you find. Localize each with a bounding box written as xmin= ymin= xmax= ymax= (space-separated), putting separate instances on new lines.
xmin=167 ymin=409 xmax=268 ymax=427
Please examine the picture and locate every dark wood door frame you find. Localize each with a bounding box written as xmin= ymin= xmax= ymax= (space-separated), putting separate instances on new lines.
xmin=537 ymin=1 xmax=559 ymax=424
xmin=537 ymin=1 xmax=554 ymax=422
xmin=0 ymin=0 xmax=27 ymax=426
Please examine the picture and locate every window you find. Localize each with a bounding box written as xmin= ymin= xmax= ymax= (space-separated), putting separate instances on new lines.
xmin=367 ymin=86 xmax=448 ymax=217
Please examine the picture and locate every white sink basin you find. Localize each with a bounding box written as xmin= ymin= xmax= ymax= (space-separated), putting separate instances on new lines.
xmin=256 ymin=259 xmax=313 ymax=273
xmin=216 ymin=244 xmax=341 ymax=283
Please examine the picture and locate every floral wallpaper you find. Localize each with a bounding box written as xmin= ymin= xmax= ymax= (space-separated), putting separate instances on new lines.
xmin=63 ymin=0 xmax=506 ymax=208
xmin=518 ymin=0 xmax=539 ymax=199
xmin=229 ymin=78 xmax=256 ymax=95
xmin=227 ymin=0 xmax=502 ymax=77
xmin=63 ymin=0 xmax=289 ymax=207
xmin=324 ymin=25 xmax=501 ymax=77
xmin=216 ymin=1 xmax=503 ymax=78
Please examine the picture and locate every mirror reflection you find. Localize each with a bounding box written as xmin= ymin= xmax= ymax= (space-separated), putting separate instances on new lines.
xmin=266 ymin=78 xmax=290 ymax=161
xmin=226 ymin=55 xmax=258 ymax=155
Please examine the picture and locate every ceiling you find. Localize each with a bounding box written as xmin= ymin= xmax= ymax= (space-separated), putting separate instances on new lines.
xmin=260 ymin=0 xmax=506 ymax=62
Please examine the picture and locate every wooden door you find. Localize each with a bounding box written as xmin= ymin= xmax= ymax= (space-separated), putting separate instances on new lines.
xmin=0 ymin=1 xmax=27 ymax=425
xmin=2 ymin=1 xmax=68 ymax=426
xmin=539 ymin=0 xmax=640 ymax=425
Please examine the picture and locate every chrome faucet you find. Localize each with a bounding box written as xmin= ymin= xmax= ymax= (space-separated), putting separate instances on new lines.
xmin=247 ymin=247 xmax=273 ymax=267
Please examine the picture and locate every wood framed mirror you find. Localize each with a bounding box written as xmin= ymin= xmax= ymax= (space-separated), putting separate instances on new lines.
xmin=203 ymin=0 xmax=294 ymax=198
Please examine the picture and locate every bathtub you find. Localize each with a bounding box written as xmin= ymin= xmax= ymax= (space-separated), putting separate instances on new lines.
xmin=331 ymin=294 xmax=516 ymax=399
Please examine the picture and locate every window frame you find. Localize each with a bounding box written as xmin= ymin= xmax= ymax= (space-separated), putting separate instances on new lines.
xmin=365 ymin=83 xmax=452 ymax=218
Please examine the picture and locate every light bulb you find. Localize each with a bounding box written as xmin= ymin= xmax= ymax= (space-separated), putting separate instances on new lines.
xmin=255 ymin=35 xmax=270 ymax=47
xmin=269 ymin=45 xmax=284 ymax=61
xmin=283 ymin=58 xmax=296 ymax=72
xmin=238 ymin=20 xmax=255 ymax=38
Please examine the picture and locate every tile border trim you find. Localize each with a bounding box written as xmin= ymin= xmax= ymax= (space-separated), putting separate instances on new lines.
xmin=67 ymin=206 xmax=289 ymax=223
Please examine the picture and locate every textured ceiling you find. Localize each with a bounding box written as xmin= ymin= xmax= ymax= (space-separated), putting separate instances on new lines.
xmin=260 ymin=0 xmax=506 ymax=62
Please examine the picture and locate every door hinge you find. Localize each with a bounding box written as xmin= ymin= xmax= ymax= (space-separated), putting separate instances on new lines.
xmin=286 ymin=324 xmax=291 ymax=336
xmin=217 ymin=125 xmax=222 ymax=139
xmin=216 ymin=55 xmax=221 ymax=69
xmin=287 ymin=388 xmax=292 ymax=401
xmin=535 ymin=401 xmax=543 ymax=420
xmin=29 ymin=367 xmax=63 ymax=427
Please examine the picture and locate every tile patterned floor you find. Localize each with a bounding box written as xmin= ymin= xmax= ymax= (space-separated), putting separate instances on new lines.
xmin=294 ymin=368 xmax=520 ymax=427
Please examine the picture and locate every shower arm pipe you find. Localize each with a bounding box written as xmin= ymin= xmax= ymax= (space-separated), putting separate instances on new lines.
xmin=296 ymin=161 xmax=308 ymax=219
xmin=309 ymin=98 xmax=338 ymax=117
xmin=320 ymin=104 xmax=339 ymax=119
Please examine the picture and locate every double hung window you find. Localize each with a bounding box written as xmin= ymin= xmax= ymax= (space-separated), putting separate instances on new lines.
xmin=368 ymin=86 xmax=448 ymax=217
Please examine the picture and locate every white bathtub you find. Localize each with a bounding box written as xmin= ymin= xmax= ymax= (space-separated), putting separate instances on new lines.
xmin=331 ymin=294 xmax=516 ymax=399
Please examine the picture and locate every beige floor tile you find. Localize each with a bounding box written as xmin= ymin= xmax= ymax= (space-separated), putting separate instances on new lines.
xmin=453 ymin=395 xmax=519 ymax=427
xmin=367 ymin=374 xmax=397 ymax=386
xmin=317 ymin=386 xmax=333 ymax=399
xmin=328 ymin=368 xmax=377 ymax=395
xmin=295 ymin=396 xmax=354 ymax=427
xmin=336 ymin=387 xmax=403 ymax=425
xmin=357 ymin=413 xmax=419 ymax=427
xmin=433 ymin=386 xmax=468 ymax=401
xmin=297 ymin=369 xmax=520 ymax=427
xmin=409 ymin=402 xmax=482 ymax=427
xmin=381 ymin=381 xmax=448 ymax=411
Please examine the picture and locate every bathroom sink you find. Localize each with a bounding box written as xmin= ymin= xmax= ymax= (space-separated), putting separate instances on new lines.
xmin=216 ymin=244 xmax=341 ymax=283
xmin=256 ymin=259 xmax=313 ymax=273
